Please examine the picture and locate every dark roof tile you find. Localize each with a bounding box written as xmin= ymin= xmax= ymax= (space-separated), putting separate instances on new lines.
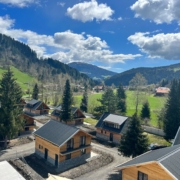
xmin=34 ymin=120 xmax=79 ymax=146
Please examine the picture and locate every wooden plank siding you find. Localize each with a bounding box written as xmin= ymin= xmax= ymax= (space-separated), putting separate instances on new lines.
xmin=96 ymin=128 xmax=121 ymax=140
xmin=122 ymin=162 xmax=175 ymax=180
xmin=35 ymin=130 xmax=92 ymax=163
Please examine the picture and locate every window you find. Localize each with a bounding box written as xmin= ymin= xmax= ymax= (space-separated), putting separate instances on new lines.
xmin=67 ymin=139 xmax=74 ymax=149
xmin=80 ymin=136 xmax=86 ymax=146
xmin=65 ymin=153 xmax=71 ymax=160
xmin=138 ymin=171 xmax=148 ymax=180
xmin=81 ymin=149 xmax=86 ymax=155
xmin=101 ymin=130 xmax=103 ymax=133
xmin=39 ymin=145 xmax=43 ymax=149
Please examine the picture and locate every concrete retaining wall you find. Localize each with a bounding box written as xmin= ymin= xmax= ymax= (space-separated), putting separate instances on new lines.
xmin=142 ymin=125 xmax=165 ymax=137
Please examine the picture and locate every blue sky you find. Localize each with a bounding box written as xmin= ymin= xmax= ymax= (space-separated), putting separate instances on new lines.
xmin=0 ymin=0 xmax=180 ymax=73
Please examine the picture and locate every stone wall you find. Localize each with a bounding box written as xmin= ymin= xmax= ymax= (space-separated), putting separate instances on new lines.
xmin=56 ymin=153 xmax=90 ymax=173
xmin=35 ymin=149 xmax=90 ymax=172
xmin=96 ymin=132 xmax=109 ymax=141
xmin=35 ymin=149 xmax=55 ymax=167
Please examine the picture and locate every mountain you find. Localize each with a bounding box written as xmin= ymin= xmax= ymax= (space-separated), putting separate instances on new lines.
xmin=68 ymin=62 xmax=117 ymax=80
xmin=105 ymin=64 xmax=180 ymax=86
xmin=0 ymin=34 xmax=95 ymax=87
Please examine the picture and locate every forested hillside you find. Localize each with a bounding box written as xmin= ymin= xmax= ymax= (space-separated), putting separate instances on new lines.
xmin=0 ymin=34 xmax=95 ymax=86
xmin=68 ymin=62 xmax=116 ymax=80
xmin=105 ymin=64 xmax=180 ymax=86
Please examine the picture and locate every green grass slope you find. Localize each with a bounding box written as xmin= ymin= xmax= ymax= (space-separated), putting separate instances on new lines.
xmin=0 ymin=66 xmax=36 ymax=91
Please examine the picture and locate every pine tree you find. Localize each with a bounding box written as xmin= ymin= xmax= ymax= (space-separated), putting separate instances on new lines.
xmin=80 ymin=85 xmax=88 ymax=112
xmin=61 ymin=79 xmax=73 ymax=122
xmin=118 ymin=114 xmax=149 ymax=158
xmin=117 ymin=84 xmax=126 ymax=114
xmin=163 ymin=79 xmax=180 ymax=140
xmin=0 ymin=68 xmax=24 ymax=148
xmin=94 ymin=88 xmax=117 ymax=118
xmin=32 ymin=83 xmax=39 ymax=100
xmin=140 ymin=101 xmax=151 ymax=124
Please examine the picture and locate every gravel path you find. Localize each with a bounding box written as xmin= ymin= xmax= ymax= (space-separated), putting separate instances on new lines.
xmin=75 ymin=143 xmax=131 ymax=180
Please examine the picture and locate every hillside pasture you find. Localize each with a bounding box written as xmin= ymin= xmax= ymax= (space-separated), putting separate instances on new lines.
xmin=0 ymin=66 xmax=36 ymax=92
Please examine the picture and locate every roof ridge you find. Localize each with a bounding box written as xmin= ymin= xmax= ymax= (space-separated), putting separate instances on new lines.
xmin=158 ymin=145 xmax=180 ymax=162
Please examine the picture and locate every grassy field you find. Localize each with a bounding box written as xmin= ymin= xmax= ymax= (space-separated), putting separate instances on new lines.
xmin=74 ymin=90 xmax=167 ymax=127
xmin=145 ymin=133 xmax=171 ymax=146
xmin=84 ymin=118 xmax=98 ymax=126
xmin=126 ymin=90 xmax=167 ymax=127
xmin=0 ymin=66 xmax=36 ymax=92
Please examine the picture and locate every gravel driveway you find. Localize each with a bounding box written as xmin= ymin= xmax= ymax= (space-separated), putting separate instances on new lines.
xmin=75 ymin=143 xmax=131 ymax=180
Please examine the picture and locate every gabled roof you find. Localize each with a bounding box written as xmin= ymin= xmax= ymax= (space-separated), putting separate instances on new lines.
xmin=116 ymin=145 xmax=180 ymax=179
xmin=95 ymin=112 xmax=131 ymax=134
xmin=103 ymin=114 xmax=128 ymax=125
xmin=25 ymin=99 xmax=49 ymax=110
xmin=34 ymin=120 xmax=79 ymax=147
xmin=173 ymin=126 xmax=180 ymax=146
xmin=156 ymin=87 xmax=170 ymax=94
xmin=51 ymin=105 xmax=84 ymax=118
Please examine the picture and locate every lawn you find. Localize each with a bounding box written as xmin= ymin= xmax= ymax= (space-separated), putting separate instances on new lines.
xmin=73 ymin=90 xmax=166 ymax=127
xmin=145 ymin=133 xmax=171 ymax=146
xmin=126 ymin=90 xmax=167 ymax=127
xmin=0 ymin=66 xmax=36 ymax=92
xmin=84 ymin=118 xmax=98 ymax=126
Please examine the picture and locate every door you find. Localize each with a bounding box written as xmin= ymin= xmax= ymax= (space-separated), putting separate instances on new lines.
xmin=55 ymin=154 xmax=58 ymax=167
xmin=44 ymin=148 xmax=48 ymax=160
xmin=110 ymin=133 xmax=113 ymax=141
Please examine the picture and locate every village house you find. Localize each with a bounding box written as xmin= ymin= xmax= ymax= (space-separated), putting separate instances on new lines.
xmin=95 ymin=112 xmax=131 ymax=144
xmin=34 ymin=120 xmax=92 ymax=172
xmin=20 ymin=112 xmax=35 ymax=133
xmin=93 ymin=85 xmax=104 ymax=92
xmin=51 ymin=105 xmax=86 ymax=125
xmin=24 ymin=99 xmax=50 ymax=116
xmin=116 ymin=144 xmax=180 ymax=180
xmin=155 ymin=87 xmax=170 ymax=96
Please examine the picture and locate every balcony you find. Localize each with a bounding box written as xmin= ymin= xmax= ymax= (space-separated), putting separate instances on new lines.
xmin=60 ymin=145 xmax=91 ymax=155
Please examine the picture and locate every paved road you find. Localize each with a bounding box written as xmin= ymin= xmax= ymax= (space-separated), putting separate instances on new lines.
xmin=75 ymin=143 xmax=131 ymax=180
xmin=0 ymin=141 xmax=35 ymax=161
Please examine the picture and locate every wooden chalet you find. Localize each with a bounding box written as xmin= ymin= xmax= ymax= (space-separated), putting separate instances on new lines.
xmin=24 ymin=99 xmax=50 ymax=116
xmin=116 ymin=145 xmax=180 ymax=180
xmin=51 ymin=105 xmax=86 ymax=125
xmin=34 ymin=120 xmax=92 ymax=172
xmin=21 ymin=112 xmax=35 ymax=133
xmin=155 ymin=87 xmax=170 ymax=96
xmin=95 ymin=113 xmax=131 ymax=144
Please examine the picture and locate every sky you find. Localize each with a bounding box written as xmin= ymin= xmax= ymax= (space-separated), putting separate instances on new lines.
xmin=0 ymin=0 xmax=180 ymax=73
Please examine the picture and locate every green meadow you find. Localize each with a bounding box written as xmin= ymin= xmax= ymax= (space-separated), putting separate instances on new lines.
xmin=0 ymin=66 xmax=36 ymax=91
xmin=74 ymin=90 xmax=167 ymax=128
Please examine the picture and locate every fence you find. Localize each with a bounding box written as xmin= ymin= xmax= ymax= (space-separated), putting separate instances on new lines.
xmin=142 ymin=125 xmax=165 ymax=137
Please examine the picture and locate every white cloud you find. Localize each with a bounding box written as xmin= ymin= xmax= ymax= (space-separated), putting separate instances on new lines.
xmin=67 ymin=0 xmax=114 ymax=22
xmin=0 ymin=0 xmax=37 ymax=7
xmin=128 ymin=32 xmax=180 ymax=60
xmin=57 ymin=2 xmax=65 ymax=7
xmin=98 ymin=66 xmax=111 ymax=70
xmin=0 ymin=15 xmax=141 ymax=64
xmin=131 ymin=0 xmax=180 ymax=24
xmin=118 ymin=17 xmax=122 ymax=21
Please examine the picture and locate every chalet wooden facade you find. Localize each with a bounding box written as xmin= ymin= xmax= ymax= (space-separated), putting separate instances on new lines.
xmin=155 ymin=87 xmax=170 ymax=96
xmin=34 ymin=120 xmax=92 ymax=172
xmin=95 ymin=113 xmax=131 ymax=144
xmin=51 ymin=105 xmax=86 ymax=125
xmin=21 ymin=113 xmax=35 ymax=132
xmin=24 ymin=99 xmax=50 ymax=116
xmin=116 ymin=145 xmax=180 ymax=180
